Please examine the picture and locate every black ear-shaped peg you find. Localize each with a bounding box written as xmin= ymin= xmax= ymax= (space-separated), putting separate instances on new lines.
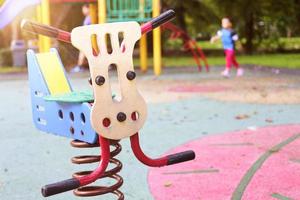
xmin=117 ymin=112 xmax=127 ymax=122
xmin=126 ymin=71 xmax=136 ymax=80
xmin=95 ymin=76 xmax=105 ymax=86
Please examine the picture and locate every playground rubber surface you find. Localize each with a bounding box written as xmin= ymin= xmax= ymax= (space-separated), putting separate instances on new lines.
xmin=0 ymin=66 xmax=300 ymax=199
xmin=149 ymin=125 xmax=300 ymax=200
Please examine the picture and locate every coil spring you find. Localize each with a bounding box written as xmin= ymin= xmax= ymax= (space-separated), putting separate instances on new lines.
xmin=70 ymin=139 xmax=124 ymax=199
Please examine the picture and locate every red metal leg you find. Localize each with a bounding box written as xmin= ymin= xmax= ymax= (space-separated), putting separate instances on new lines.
xmin=192 ymin=40 xmax=210 ymax=72
xmin=78 ymin=136 xmax=110 ymax=185
xmin=130 ymin=133 xmax=195 ymax=167
xmin=41 ymin=136 xmax=110 ymax=197
xmin=185 ymin=41 xmax=202 ymax=71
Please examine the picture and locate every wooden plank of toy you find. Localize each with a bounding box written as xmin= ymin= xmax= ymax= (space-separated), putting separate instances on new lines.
xmin=71 ymin=22 xmax=147 ymax=140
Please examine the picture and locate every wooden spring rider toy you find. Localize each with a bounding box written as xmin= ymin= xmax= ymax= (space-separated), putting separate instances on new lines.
xmin=22 ymin=10 xmax=195 ymax=199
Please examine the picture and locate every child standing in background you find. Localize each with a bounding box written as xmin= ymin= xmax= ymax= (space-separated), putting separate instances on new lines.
xmin=211 ymin=18 xmax=243 ymax=77
xmin=71 ymin=4 xmax=91 ymax=73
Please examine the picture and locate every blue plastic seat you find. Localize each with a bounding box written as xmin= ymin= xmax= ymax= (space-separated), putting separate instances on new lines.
xmin=27 ymin=48 xmax=98 ymax=144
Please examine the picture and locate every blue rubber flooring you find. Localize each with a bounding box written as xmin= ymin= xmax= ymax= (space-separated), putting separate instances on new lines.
xmin=0 ymin=73 xmax=299 ymax=200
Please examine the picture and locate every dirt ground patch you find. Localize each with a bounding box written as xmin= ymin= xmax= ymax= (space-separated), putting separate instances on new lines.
xmin=201 ymin=76 xmax=300 ymax=104
xmin=132 ymin=67 xmax=300 ymax=104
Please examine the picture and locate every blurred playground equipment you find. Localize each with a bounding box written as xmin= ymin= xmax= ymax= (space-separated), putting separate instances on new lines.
xmin=163 ymin=22 xmax=209 ymax=72
xmin=23 ymin=10 xmax=195 ymax=199
xmin=0 ymin=0 xmax=40 ymax=29
xmin=0 ymin=0 xmax=208 ymax=74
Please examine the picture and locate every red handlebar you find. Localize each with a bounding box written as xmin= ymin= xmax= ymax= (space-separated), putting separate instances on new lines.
xmin=21 ymin=10 xmax=175 ymax=43
xmin=21 ymin=19 xmax=71 ymax=43
xmin=141 ymin=10 xmax=175 ymax=34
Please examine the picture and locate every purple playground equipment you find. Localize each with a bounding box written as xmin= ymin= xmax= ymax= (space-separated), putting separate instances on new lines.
xmin=0 ymin=0 xmax=41 ymax=29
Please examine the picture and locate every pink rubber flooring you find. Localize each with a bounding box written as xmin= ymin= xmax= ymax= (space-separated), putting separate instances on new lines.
xmin=148 ymin=125 xmax=300 ymax=200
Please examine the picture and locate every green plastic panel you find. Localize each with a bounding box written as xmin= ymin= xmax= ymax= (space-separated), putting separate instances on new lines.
xmin=106 ymin=0 xmax=152 ymax=22
xmin=44 ymin=90 xmax=94 ymax=103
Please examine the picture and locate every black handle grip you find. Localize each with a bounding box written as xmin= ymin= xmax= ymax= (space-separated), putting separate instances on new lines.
xmin=151 ymin=10 xmax=176 ymax=29
xmin=41 ymin=178 xmax=80 ymax=197
xmin=167 ymin=150 xmax=195 ymax=165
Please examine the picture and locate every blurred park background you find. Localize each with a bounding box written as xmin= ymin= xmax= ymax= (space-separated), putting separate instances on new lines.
xmin=1 ymin=0 xmax=300 ymax=71
xmin=1 ymin=1 xmax=300 ymax=199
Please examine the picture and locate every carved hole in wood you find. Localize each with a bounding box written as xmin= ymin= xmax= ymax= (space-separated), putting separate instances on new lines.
xmin=105 ymin=33 xmax=113 ymax=54
xmin=118 ymin=32 xmax=126 ymax=53
xmin=91 ymin=34 xmax=100 ymax=56
xmin=109 ymin=63 xmax=122 ymax=102
xmin=131 ymin=111 xmax=139 ymax=121
xmin=102 ymin=118 xmax=111 ymax=128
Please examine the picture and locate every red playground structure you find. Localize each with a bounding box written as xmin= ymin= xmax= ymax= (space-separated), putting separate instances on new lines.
xmin=163 ymin=22 xmax=209 ymax=72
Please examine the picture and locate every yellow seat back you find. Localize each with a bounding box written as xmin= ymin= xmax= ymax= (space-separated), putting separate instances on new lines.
xmin=36 ymin=51 xmax=71 ymax=95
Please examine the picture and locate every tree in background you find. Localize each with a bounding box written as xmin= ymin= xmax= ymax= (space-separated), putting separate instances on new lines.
xmin=204 ymin=0 xmax=271 ymax=53
xmin=163 ymin=0 xmax=300 ymax=54
xmin=163 ymin=0 xmax=218 ymax=37
xmin=1 ymin=0 xmax=300 ymax=54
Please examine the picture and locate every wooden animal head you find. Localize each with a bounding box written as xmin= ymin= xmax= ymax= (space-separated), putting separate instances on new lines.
xmin=71 ymin=22 xmax=147 ymax=140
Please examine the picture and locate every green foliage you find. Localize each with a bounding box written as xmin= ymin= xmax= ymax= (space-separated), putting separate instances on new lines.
xmin=163 ymin=0 xmax=300 ymax=53
xmin=166 ymin=38 xmax=222 ymax=50
xmin=149 ymin=54 xmax=300 ymax=69
xmin=279 ymin=37 xmax=300 ymax=50
xmin=134 ymin=53 xmax=300 ymax=69
xmin=236 ymin=54 xmax=300 ymax=68
xmin=163 ymin=0 xmax=219 ymax=36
